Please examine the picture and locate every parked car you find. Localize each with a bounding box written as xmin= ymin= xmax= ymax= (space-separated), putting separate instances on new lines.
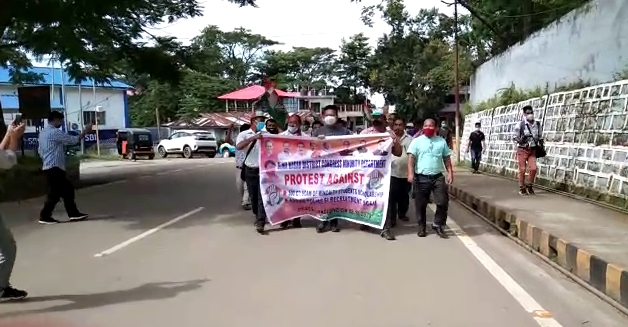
xmin=157 ymin=130 xmax=217 ymax=158
xmin=218 ymin=143 xmax=236 ymax=158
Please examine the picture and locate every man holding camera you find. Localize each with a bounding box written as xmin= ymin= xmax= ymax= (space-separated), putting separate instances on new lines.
xmin=0 ymin=120 xmax=28 ymax=300
xmin=38 ymin=111 xmax=92 ymax=225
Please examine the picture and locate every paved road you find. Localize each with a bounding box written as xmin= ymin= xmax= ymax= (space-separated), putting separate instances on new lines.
xmin=0 ymin=158 xmax=627 ymax=327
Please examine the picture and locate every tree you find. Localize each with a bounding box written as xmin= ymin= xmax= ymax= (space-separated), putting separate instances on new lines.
xmin=219 ymin=27 xmax=279 ymax=85
xmin=336 ymin=33 xmax=371 ymax=102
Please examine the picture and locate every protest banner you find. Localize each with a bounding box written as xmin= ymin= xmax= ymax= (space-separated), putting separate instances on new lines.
xmin=259 ymin=133 xmax=393 ymax=228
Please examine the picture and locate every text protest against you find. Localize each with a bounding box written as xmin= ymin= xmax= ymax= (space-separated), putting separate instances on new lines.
xmin=259 ymin=133 xmax=393 ymax=228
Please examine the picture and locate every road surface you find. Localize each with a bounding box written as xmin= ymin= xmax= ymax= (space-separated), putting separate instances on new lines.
xmin=0 ymin=157 xmax=626 ymax=327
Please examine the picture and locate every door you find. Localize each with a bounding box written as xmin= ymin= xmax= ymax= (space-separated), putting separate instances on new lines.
xmin=164 ymin=132 xmax=183 ymax=151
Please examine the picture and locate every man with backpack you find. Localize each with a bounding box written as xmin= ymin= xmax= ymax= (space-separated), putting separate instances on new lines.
xmin=512 ymin=105 xmax=544 ymax=195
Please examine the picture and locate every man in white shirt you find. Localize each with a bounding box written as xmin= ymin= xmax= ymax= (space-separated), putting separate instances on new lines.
xmin=233 ymin=123 xmax=252 ymax=210
xmin=236 ymin=114 xmax=279 ymax=234
xmin=0 ymin=121 xmax=28 ymax=301
xmin=387 ymin=117 xmax=413 ymax=229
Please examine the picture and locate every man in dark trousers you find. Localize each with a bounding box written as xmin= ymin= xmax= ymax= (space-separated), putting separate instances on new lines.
xmin=38 ymin=111 xmax=92 ymax=224
xmin=311 ymin=105 xmax=352 ymax=233
xmin=467 ymin=121 xmax=486 ymax=173
xmin=407 ymin=118 xmax=454 ymax=238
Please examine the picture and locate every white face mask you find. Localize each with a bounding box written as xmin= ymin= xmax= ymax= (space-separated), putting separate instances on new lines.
xmin=526 ymin=114 xmax=534 ymax=121
xmin=287 ymin=126 xmax=298 ymax=133
xmin=323 ymin=116 xmax=337 ymax=126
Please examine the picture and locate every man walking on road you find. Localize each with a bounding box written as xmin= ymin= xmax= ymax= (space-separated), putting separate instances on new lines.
xmin=387 ymin=117 xmax=413 ymax=229
xmin=38 ymin=111 xmax=91 ymax=225
xmin=512 ymin=105 xmax=542 ymax=195
xmin=360 ymin=109 xmax=402 ymax=240
xmin=236 ymin=112 xmax=271 ymax=234
xmin=0 ymin=120 xmax=28 ymax=300
xmin=407 ymin=118 xmax=453 ymax=238
xmin=467 ymin=122 xmax=486 ymax=173
xmin=230 ymin=123 xmax=252 ymax=210
xmin=279 ymin=114 xmax=306 ymax=229
xmin=311 ymin=105 xmax=352 ymax=233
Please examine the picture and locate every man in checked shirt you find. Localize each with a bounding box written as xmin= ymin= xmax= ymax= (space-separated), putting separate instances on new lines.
xmin=38 ymin=111 xmax=92 ymax=225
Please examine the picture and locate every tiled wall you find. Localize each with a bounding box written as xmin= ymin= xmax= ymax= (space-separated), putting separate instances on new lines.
xmin=462 ymin=80 xmax=628 ymax=198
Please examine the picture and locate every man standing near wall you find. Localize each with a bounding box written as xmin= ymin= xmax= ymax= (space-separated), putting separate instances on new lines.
xmin=467 ymin=122 xmax=486 ymax=173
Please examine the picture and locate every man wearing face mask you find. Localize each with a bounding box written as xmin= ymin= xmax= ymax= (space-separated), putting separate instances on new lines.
xmin=311 ymin=105 xmax=352 ymax=233
xmin=233 ymin=122 xmax=252 ymax=210
xmin=279 ymin=114 xmax=305 ymax=229
xmin=512 ymin=105 xmax=543 ymax=195
xmin=438 ymin=120 xmax=453 ymax=149
xmin=407 ymin=118 xmax=453 ymax=238
xmin=360 ymin=109 xmax=402 ymax=240
xmin=467 ymin=122 xmax=486 ymax=173
xmin=236 ymin=112 xmax=270 ymax=234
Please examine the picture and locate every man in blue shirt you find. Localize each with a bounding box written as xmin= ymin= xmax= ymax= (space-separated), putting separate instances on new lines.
xmin=38 ymin=111 xmax=92 ymax=225
xmin=406 ymin=118 xmax=454 ymax=237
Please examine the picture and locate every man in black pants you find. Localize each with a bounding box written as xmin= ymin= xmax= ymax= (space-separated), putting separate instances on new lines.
xmin=38 ymin=111 xmax=92 ymax=224
xmin=236 ymin=114 xmax=281 ymax=234
xmin=467 ymin=121 xmax=486 ymax=173
xmin=406 ymin=118 xmax=454 ymax=238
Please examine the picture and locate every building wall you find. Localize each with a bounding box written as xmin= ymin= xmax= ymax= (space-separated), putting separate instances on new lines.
xmin=1 ymin=85 xmax=128 ymax=132
xmin=470 ymin=0 xmax=628 ymax=104
xmin=461 ymin=79 xmax=628 ymax=200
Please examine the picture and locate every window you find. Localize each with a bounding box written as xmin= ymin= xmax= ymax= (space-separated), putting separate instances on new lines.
xmin=311 ymin=102 xmax=321 ymax=113
xmin=26 ymin=119 xmax=43 ymax=127
xmin=82 ymin=111 xmax=106 ymax=125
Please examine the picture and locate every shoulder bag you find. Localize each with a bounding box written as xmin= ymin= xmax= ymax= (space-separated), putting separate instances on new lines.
xmin=240 ymin=139 xmax=257 ymax=181
xmin=525 ymin=122 xmax=546 ymax=158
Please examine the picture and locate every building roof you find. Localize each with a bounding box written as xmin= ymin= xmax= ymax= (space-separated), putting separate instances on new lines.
xmin=0 ymin=93 xmax=63 ymax=109
xmin=217 ymin=85 xmax=293 ymax=100
xmin=163 ymin=111 xmax=317 ymax=128
xmin=0 ymin=66 xmax=131 ymax=89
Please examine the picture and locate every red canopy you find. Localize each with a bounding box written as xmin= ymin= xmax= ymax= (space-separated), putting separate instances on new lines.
xmin=217 ymin=85 xmax=293 ymax=100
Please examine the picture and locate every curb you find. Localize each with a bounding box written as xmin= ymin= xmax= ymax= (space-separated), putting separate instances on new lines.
xmin=448 ymin=184 xmax=628 ymax=309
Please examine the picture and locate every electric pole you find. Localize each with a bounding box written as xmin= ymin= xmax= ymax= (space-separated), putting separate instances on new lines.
xmin=454 ymin=0 xmax=461 ymax=163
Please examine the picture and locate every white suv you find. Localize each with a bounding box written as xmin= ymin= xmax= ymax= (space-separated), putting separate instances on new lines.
xmin=157 ymin=130 xmax=218 ymax=158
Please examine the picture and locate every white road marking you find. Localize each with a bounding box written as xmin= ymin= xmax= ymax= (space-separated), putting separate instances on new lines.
xmin=93 ymin=207 xmax=205 ymax=257
xmin=429 ymin=204 xmax=564 ymax=327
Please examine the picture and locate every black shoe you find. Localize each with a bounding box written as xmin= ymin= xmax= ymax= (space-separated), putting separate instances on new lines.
xmin=432 ymin=225 xmax=448 ymax=238
xmin=292 ymin=219 xmax=302 ymax=228
xmin=380 ymin=229 xmax=396 ymax=241
xmin=316 ymin=221 xmax=328 ymax=233
xmin=69 ymin=213 xmax=89 ymax=221
xmin=242 ymin=204 xmax=252 ymax=210
xmin=417 ymin=226 xmax=427 ymax=237
xmin=39 ymin=217 xmax=60 ymax=225
xmin=518 ymin=187 xmax=528 ymax=195
xmin=255 ymin=224 xmax=266 ymax=235
xmin=330 ymin=223 xmax=341 ymax=233
xmin=280 ymin=221 xmax=290 ymax=229
xmin=0 ymin=286 xmax=28 ymax=301
xmin=526 ymin=185 xmax=535 ymax=195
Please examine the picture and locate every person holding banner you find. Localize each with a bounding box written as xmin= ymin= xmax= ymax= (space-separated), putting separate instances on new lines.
xmin=407 ymin=118 xmax=453 ymax=238
xmin=388 ymin=117 xmax=413 ymax=226
xmin=278 ymin=114 xmax=306 ymax=229
xmin=311 ymin=105 xmax=352 ymax=233
xmin=236 ymin=113 xmax=270 ymax=234
xmin=359 ymin=110 xmax=402 ymax=240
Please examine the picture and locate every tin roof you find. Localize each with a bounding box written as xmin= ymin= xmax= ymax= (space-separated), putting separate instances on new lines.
xmin=163 ymin=111 xmax=318 ymax=128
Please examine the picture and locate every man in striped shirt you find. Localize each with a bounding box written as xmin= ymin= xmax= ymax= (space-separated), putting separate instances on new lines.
xmin=38 ymin=111 xmax=92 ymax=225
xmin=0 ymin=120 xmax=29 ymax=300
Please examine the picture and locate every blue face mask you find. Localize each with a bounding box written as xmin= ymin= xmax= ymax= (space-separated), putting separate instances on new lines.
xmin=256 ymin=122 xmax=265 ymax=131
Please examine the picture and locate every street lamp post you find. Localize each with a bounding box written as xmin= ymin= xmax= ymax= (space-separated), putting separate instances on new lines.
xmin=95 ymin=105 xmax=101 ymax=156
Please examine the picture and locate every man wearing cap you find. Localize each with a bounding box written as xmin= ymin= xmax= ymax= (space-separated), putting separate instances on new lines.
xmin=359 ymin=109 xmax=402 ymax=240
xmin=236 ymin=110 xmax=270 ymax=234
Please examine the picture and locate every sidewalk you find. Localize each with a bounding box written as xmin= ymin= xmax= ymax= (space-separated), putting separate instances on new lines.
xmin=450 ymin=170 xmax=628 ymax=308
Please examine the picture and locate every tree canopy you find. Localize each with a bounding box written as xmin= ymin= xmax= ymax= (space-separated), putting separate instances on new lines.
xmin=1 ymin=0 xmax=588 ymax=129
